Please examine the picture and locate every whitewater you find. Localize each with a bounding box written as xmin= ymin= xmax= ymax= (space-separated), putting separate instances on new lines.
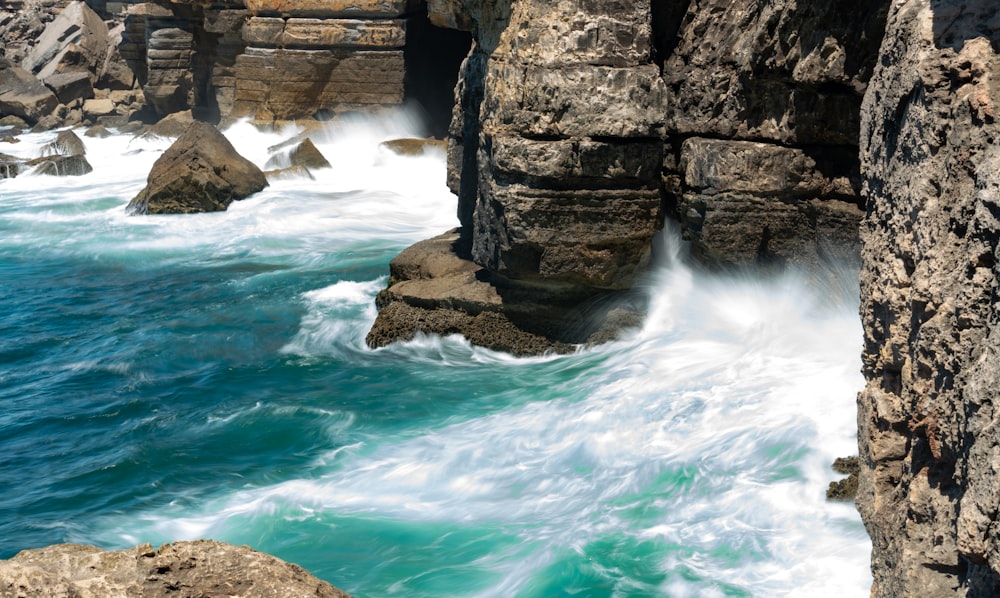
xmin=0 ymin=111 xmax=871 ymax=596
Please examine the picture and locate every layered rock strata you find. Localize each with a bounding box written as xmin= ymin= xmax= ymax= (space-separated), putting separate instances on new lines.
xmin=0 ymin=540 xmax=351 ymax=597
xmin=857 ymin=0 xmax=1000 ymax=594
xmin=661 ymin=0 xmax=887 ymax=267
xmin=232 ymin=0 xmax=417 ymax=121
xmin=369 ymin=0 xmax=889 ymax=352
xmin=368 ymin=0 xmax=666 ymax=352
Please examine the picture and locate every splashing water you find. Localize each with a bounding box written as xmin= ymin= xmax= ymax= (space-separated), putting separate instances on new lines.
xmin=0 ymin=110 xmax=870 ymax=596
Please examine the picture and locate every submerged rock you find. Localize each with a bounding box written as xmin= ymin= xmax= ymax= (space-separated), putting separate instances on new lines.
xmin=0 ymin=540 xmax=352 ymax=597
xmin=379 ymin=137 xmax=446 ymax=156
xmin=127 ymin=121 xmax=268 ymax=215
xmin=0 ymin=153 xmax=23 ymax=179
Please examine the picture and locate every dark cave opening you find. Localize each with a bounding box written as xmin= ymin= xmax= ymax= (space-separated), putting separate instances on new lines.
xmin=403 ymin=10 xmax=473 ymax=139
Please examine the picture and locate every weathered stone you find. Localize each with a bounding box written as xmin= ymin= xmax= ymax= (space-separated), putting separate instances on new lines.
xmin=42 ymin=71 xmax=95 ymax=104
xmin=245 ymin=0 xmax=418 ymax=18
xmin=21 ymin=1 xmax=111 ymax=84
xmin=233 ymin=48 xmax=404 ymax=120
xmin=662 ymin=0 xmax=889 ymax=145
xmin=857 ymin=0 xmax=1000 ymax=595
xmin=680 ymin=138 xmax=858 ymax=199
xmin=41 ymin=129 xmax=87 ymax=157
xmin=244 ymin=17 xmax=406 ymax=49
xmin=127 ymin=121 xmax=268 ymax=215
xmin=26 ymin=154 xmax=93 ymax=176
xmin=0 ymin=61 xmax=59 ymax=123
xmin=82 ymin=97 xmax=116 ymax=118
xmin=0 ymin=541 xmax=351 ymax=597
xmin=368 ymin=230 xmax=642 ymax=354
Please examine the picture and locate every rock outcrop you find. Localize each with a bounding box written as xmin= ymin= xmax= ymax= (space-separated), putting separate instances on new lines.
xmin=127 ymin=121 xmax=267 ymax=214
xmin=368 ymin=0 xmax=888 ymax=352
xmin=0 ymin=540 xmax=352 ymax=597
xmin=857 ymin=0 xmax=1000 ymax=595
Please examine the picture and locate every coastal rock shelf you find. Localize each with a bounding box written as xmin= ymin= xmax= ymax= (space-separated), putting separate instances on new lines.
xmin=0 ymin=541 xmax=351 ymax=597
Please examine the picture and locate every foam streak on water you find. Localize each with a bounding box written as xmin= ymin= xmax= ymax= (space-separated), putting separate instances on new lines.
xmin=0 ymin=111 xmax=870 ymax=597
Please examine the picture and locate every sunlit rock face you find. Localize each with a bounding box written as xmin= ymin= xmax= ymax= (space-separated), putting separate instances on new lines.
xmin=857 ymin=0 xmax=1000 ymax=595
xmin=369 ymin=0 xmax=891 ymax=352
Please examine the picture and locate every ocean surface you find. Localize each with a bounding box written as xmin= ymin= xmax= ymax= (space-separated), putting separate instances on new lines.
xmin=0 ymin=111 xmax=871 ymax=596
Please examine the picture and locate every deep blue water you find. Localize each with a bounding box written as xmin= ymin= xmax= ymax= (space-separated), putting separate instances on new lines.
xmin=0 ymin=114 xmax=871 ymax=596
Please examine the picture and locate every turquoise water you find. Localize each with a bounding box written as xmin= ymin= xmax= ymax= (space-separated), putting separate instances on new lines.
xmin=0 ymin=113 xmax=871 ymax=596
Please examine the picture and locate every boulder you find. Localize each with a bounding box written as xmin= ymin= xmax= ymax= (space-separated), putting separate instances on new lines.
xmin=41 ymin=130 xmax=87 ymax=157
xmin=0 ymin=541 xmax=352 ymax=597
xmin=26 ymin=154 xmax=93 ymax=176
xmin=82 ymin=98 xmax=116 ymax=119
xmin=127 ymin=121 xmax=268 ymax=215
xmin=0 ymin=61 xmax=59 ymax=123
xmin=20 ymin=1 xmax=111 ymax=84
xmin=0 ymin=152 xmax=23 ymax=179
xmin=42 ymin=71 xmax=95 ymax=105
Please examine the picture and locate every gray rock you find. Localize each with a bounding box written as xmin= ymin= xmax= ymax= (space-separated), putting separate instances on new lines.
xmin=41 ymin=130 xmax=87 ymax=157
xmin=21 ymin=1 xmax=110 ymax=84
xmin=857 ymin=0 xmax=1000 ymax=595
xmin=127 ymin=121 xmax=268 ymax=215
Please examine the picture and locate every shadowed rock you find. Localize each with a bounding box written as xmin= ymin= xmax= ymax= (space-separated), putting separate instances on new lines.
xmin=127 ymin=121 xmax=267 ymax=215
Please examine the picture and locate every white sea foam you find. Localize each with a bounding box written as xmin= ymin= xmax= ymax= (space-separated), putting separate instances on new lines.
xmin=87 ymin=228 xmax=871 ymax=595
xmin=9 ymin=116 xmax=872 ymax=596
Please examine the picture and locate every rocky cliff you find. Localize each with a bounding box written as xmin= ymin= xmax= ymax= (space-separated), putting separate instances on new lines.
xmin=369 ymin=0 xmax=887 ymax=352
xmin=857 ymin=0 xmax=1000 ymax=594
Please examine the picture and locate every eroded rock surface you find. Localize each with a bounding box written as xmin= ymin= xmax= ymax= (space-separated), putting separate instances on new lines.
xmin=0 ymin=540 xmax=351 ymax=597
xmin=127 ymin=121 xmax=267 ymax=214
xmin=857 ymin=0 xmax=1000 ymax=594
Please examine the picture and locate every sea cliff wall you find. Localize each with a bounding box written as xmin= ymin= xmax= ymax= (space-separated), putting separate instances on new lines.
xmin=857 ymin=0 xmax=1000 ymax=594
xmin=368 ymin=0 xmax=887 ymax=352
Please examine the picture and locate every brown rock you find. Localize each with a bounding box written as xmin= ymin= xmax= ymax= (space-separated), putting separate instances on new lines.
xmin=245 ymin=0 xmax=418 ymax=18
xmin=0 ymin=541 xmax=351 ymax=597
xmin=367 ymin=230 xmax=642 ymax=355
xmin=379 ymin=137 xmax=446 ymax=156
xmin=0 ymin=61 xmax=59 ymax=123
xmin=127 ymin=121 xmax=268 ymax=215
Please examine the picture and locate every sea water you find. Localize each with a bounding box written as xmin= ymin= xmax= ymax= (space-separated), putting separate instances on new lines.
xmin=0 ymin=111 xmax=871 ymax=596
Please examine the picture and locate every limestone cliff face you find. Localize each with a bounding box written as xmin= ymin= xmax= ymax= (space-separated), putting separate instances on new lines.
xmin=857 ymin=0 xmax=1000 ymax=594
xmin=369 ymin=0 xmax=888 ymax=352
